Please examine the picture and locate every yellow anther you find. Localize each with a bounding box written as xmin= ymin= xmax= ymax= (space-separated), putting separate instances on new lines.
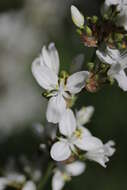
xmin=74 ymin=129 xmax=82 ymax=139
xmin=62 ymin=173 xmax=71 ymax=182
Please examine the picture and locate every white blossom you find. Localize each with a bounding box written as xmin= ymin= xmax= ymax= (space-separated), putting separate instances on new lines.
xmin=96 ymin=47 xmax=127 ymax=91
xmin=50 ymin=109 xmax=103 ymax=161
xmin=103 ymin=0 xmax=127 ymax=30
xmin=22 ymin=181 xmax=36 ymax=190
xmin=32 ymin=43 xmax=89 ymax=123
xmin=0 ymin=174 xmax=36 ymax=190
xmin=71 ymin=5 xmax=84 ymax=29
xmin=76 ymin=106 xmax=95 ymax=126
xmin=52 ymin=161 xmax=85 ymax=190
xmin=85 ymin=140 xmax=115 ymax=167
xmin=0 ymin=178 xmax=8 ymax=190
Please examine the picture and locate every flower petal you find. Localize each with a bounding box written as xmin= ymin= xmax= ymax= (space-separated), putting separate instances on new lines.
xmin=85 ymin=149 xmax=109 ymax=168
xmin=32 ymin=60 xmax=58 ymax=90
xmin=65 ymin=161 xmax=86 ymax=176
xmin=42 ymin=43 xmax=60 ymax=74
xmin=71 ymin=5 xmax=84 ymax=28
xmin=104 ymin=140 xmax=116 ymax=156
xmin=50 ymin=141 xmax=71 ymax=161
xmin=48 ymin=43 xmax=60 ymax=74
xmin=76 ymin=106 xmax=94 ymax=125
xmin=74 ymin=136 xmax=103 ymax=151
xmin=66 ymin=71 xmax=89 ymax=94
xmin=59 ymin=109 xmax=76 ymax=137
xmin=113 ymin=70 xmax=127 ymax=91
xmin=22 ymin=181 xmax=36 ymax=190
xmin=105 ymin=0 xmax=120 ymax=7
xmin=96 ymin=49 xmax=117 ymax=65
xmin=78 ymin=126 xmax=92 ymax=137
xmin=0 ymin=177 xmax=8 ymax=190
xmin=52 ymin=170 xmax=65 ymax=190
xmin=46 ymin=95 xmax=66 ymax=124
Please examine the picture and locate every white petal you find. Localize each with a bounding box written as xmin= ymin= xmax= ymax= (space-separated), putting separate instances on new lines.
xmin=78 ymin=126 xmax=92 ymax=137
xmin=48 ymin=43 xmax=60 ymax=74
xmin=52 ymin=170 xmax=65 ymax=190
xmin=22 ymin=181 xmax=36 ymax=190
xmin=71 ymin=5 xmax=84 ymax=28
xmin=0 ymin=178 xmax=8 ymax=190
xmin=113 ymin=70 xmax=127 ymax=91
xmin=107 ymin=47 xmax=120 ymax=60
xmin=46 ymin=95 xmax=66 ymax=124
xmin=42 ymin=45 xmax=52 ymax=68
xmin=104 ymin=140 xmax=116 ymax=156
xmin=74 ymin=136 xmax=103 ymax=151
xmin=65 ymin=161 xmax=86 ymax=176
xmin=105 ymin=0 xmax=120 ymax=6
xmin=96 ymin=50 xmax=116 ymax=65
xmin=66 ymin=71 xmax=89 ymax=94
xmin=42 ymin=43 xmax=60 ymax=74
xmin=76 ymin=106 xmax=94 ymax=125
xmin=85 ymin=150 xmax=109 ymax=168
xmin=59 ymin=109 xmax=76 ymax=137
xmin=32 ymin=60 xmax=58 ymax=90
xmin=108 ymin=63 xmax=122 ymax=76
xmin=50 ymin=141 xmax=71 ymax=161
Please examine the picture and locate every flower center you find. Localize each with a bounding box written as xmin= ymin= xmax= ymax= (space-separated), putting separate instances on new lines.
xmin=74 ymin=129 xmax=82 ymax=139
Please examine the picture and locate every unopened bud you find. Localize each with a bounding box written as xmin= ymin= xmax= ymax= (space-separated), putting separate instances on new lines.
xmin=76 ymin=28 xmax=82 ymax=35
xmin=114 ymin=33 xmax=124 ymax=41
xmin=87 ymin=62 xmax=94 ymax=70
xmin=85 ymin=26 xmax=92 ymax=37
xmin=91 ymin=16 xmax=98 ymax=24
xmin=71 ymin=5 xmax=84 ymax=29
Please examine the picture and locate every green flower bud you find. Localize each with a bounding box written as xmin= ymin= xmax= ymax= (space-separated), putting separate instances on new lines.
xmin=85 ymin=26 xmax=92 ymax=37
xmin=87 ymin=62 xmax=94 ymax=70
xmin=91 ymin=16 xmax=98 ymax=24
xmin=114 ymin=33 xmax=124 ymax=41
xmin=76 ymin=28 xmax=82 ymax=35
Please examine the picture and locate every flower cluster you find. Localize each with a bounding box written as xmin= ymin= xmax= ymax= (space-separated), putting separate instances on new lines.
xmin=71 ymin=3 xmax=127 ymax=92
xmin=2 ymin=1 xmax=127 ymax=190
xmin=32 ymin=41 xmax=115 ymax=190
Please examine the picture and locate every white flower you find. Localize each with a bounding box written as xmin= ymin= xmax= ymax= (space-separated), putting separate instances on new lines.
xmin=22 ymin=181 xmax=36 ymax=190
xmin=71 ymin=5 xmax=84 ymax=29
xmin=76 ymin=106 xmax=94 ymax=126
xmin=103 ymin=0 xmax=127 ymax=30
xmin=104 ymin=0 xmax=120 ymax=7
xmin=52 ymin=161 xmax=85 ymax=190
xmin=0 ymin=174 xmax=36 ymax=190
xmin=85 ymin=140 xmax=115 ymax=167
xmin=0 ymin=178 xmax=8 ymax=190
xmin=96 ymin=47 xmax=127 ymax=91
xmin=50 ymin=109 xmax=103 ymax=161
xmin=32 ymin=43 xmax=89 ymax=123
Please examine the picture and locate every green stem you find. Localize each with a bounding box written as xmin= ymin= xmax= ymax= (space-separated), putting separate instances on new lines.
xmin=37 ymin=162 xmax=54 ymax=190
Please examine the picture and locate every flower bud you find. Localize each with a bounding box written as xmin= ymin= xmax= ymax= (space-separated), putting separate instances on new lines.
xmin=85 ymin=26 xmax=92 ymax=37
xmin=71 ymin=5 xmax=84 ymax=29
xmin=91 ymin=16 xmax=98 ymax=24
xmin=114 ymin=33 xmax=124 ymax=41
xmin=87 ymin=62 xmax=95 ymax=71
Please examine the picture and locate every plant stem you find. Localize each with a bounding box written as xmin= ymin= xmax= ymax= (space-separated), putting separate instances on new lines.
xmin=37 ymin=162 xmax=54 ymax=190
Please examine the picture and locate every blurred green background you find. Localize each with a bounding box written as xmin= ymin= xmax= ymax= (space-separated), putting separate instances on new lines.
xmin=0 ymin=0 xmax=127 ymax=190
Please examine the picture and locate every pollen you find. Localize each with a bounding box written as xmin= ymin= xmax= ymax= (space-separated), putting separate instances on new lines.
xmin=74 ymin=129 xmax=82 ymax=139
xmin=62 ymin=173 xmax=71 ymax=181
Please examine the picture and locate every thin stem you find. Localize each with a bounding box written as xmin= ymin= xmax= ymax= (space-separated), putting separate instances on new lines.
xmin=37 ymin=162 xmax=54 ymax=190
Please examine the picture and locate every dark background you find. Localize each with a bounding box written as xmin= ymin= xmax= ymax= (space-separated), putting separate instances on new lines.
xmin=0 ymin=0 xmax=127 ymax=190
